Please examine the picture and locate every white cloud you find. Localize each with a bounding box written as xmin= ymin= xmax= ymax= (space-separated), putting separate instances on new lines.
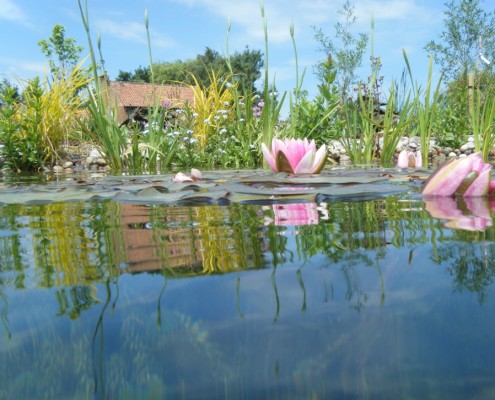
xmin=94 ymin=18 xmax=176 ymax=48
xmin=0 ymin=57 xmax=46 ymax=78
xmin=0 ymin=0 xmax=26 ymax=22
xmin=171 ymin=0 xmax=340 ymax=44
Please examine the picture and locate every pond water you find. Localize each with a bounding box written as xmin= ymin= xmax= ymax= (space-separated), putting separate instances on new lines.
xmin=1 ymin=170 xmax=495 ymax=399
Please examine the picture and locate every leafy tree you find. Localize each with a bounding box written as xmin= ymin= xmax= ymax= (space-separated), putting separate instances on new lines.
xmin=424 ymin=0 xmax=495 ymax=79
xmin=117 ymin=47 xmax=263 ymax=91
xmin=38 ymin=24 xmax=85 ymax=80
xmin=313 ymin=0 xmax=368 ymax=101
xmin=116 ymin=65 xmax=150 ymax=82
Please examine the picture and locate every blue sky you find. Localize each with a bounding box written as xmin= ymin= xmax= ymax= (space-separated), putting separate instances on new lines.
xmin=1 ymin=0 xmax=493 ymax=105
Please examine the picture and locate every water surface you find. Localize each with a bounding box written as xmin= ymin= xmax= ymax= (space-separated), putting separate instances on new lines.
xmin=1 ymin=182 xmax=495 ymax=399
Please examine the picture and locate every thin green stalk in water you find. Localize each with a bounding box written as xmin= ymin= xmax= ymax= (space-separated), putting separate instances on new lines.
xmin=403 ymin=50 xmax=444 ymax=166
xmin=469 ymin=78 xmax=495 ymax=160
xmin=287 ymin=19 xmax=306 ymax=139
xmin=260 ymin=1 xmax=286 ymax=147
xmin=380 ymin=82 xmax=414 ymax=166
xmin=77 ymin=0 xmax=127 ymax=172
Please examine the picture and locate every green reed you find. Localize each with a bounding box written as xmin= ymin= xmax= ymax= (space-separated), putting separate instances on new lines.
xmin=403 ymin=51 xmax=444 ymax=166
xmin=468 ymin=75 xmax=495 ymax=160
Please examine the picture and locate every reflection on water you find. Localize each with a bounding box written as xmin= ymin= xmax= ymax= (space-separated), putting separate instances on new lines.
xmin=1 ymin=196 xmax=495 ymax=398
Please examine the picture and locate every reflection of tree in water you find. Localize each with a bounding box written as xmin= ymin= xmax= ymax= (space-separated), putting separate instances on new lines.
xmin=436 ymin=234 xmax=495 ymax=303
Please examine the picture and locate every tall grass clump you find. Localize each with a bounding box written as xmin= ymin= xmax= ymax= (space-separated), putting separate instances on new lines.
xmin=0 ymin=62 xmax=89 ymax=172
xmin=468 ymin=72 xmax=495 ymax=160
xmin=379 ymin=73 xmax=414 ymax=165
xmin=340 ymin=19 xmax=381 ymax=164
xmin=78 ymin=0 xmax=128 ymax=172
xmin=404 ymin=51 xmax=444 ymax=166
xmin=260 ymin=2 xmax=286 ymax=147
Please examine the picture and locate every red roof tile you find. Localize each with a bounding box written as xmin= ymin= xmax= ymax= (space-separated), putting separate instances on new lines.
xmin=108 ymin=80 xmax=195 ymax=107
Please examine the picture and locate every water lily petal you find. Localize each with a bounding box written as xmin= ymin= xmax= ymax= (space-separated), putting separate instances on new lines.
xmin=294 ymin=150 xmax=316 ymax=174
xmin=261 ymin=143 xmax=277 ymax=172
xmin=312 ymin=145 xmax=328 ymax=174
xmin=415 ymin=151 xmax=422 ymax=169
xmin=191 ymin=168 xmax=203 ymax=181
xmin=463 ymin=164 xmax=491 ymax=196
xmin=173 ymin=172 xmax=193 ymax=183
xmin=397 ymin=150 xmax=409 ymax=169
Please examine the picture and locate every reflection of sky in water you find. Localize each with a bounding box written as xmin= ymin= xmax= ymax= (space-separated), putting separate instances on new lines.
xmin=1 ymin=199 xmax=495 ymax=399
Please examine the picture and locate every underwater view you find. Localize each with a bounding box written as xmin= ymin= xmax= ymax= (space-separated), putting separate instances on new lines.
xmin=1 ymin=169 xmax=495 ymax=399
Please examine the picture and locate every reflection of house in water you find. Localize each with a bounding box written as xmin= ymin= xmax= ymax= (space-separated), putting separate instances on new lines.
xmin=120 ymin=203 xmax=202 ymax=274
xmin=119 ymin=203 xmax=264 ymax=275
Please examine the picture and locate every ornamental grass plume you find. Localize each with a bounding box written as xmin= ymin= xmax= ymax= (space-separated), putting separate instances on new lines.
xmin=422 ymin=152 xmax=495 ymax=197
xmin=261 ymin=138 xmax=327 ymax=174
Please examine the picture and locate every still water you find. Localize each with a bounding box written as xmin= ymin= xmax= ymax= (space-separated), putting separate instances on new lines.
xmin=1 ymin=185 xmax=495 ymax=399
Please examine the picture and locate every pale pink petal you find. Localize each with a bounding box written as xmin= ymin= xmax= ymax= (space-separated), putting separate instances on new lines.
xmin=312 ymin=145 xmax=328 ymax=173
xmin=463 ymin=164 xmax=491 ymax=196
xmin=173 ymin=172 xmax=193 ymax=183
xmin=294 ymin=150 xmax=316 ymax=174
xmin=262 ymin=143 xmax=277 ymax=172
xmin=284 ymin=139 xmax=305 ymax=171
xmin=191 ymin=168 xmax=202 ymax=181
xmin=397 ymin=150 xmax=409 ymax=169
xmin=415 ymin=151 xmax=422 ymax=168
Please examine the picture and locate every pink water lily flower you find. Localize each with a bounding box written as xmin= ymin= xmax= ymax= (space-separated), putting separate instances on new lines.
xmin=422 ymin=152 xmax=493 ymax=197
xmin=397 ymin=149 xmax=422 ymax=169
xmin=262 ymin=138 xmax=327 ymax=174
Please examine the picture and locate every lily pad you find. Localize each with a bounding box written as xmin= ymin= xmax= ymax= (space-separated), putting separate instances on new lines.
xmin=0 ymin=167 xmax=424 ymax=205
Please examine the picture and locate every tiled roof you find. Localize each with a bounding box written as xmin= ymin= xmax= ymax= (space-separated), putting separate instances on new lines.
xmin=108 ymin=80 xmax=195 ymax=107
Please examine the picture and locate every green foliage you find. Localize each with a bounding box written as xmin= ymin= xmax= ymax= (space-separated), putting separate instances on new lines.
xmin=313 ymin=0 xmax=368 ymax=101
xmin=116 ymin=65 xmax=151 ymax=83
xmin=38 ymin=24 xmax=85 ymax=80
xmin=424 ymin=0 xmax=495 ymax=80
xmin=434 ymin=74 xmax=471 ymax=148
xmin=118 ymin=47 xmax=263 ymax=92
xmin=288 ymin=56 xmax=340 ymax=144
xmin=404 ymin=51 xmax=445 ymax=166
xmin=0 ymin=63 xmax=89 ymax=172
xmin=0 ymin=79 xmax=20 ymax=102
xmin=469 ymin=72 xmax=495 ymax=159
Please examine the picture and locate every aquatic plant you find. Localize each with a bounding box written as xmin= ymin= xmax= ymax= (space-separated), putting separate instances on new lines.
xmin=422 ymin=152 xmax=493 ymax=197
xmin=261 ymin=138 xmax=327 ymax=174
xmin=403 ymin=51 xmax=444 ymax=167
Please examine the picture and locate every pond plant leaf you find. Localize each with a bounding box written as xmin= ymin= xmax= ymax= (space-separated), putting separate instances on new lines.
xmin=0 ymin=167 xmax=423 ymax=205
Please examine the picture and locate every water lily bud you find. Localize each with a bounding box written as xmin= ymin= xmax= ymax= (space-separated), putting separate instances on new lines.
xmin=422 ymin=152 xmax=492 ymax=197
